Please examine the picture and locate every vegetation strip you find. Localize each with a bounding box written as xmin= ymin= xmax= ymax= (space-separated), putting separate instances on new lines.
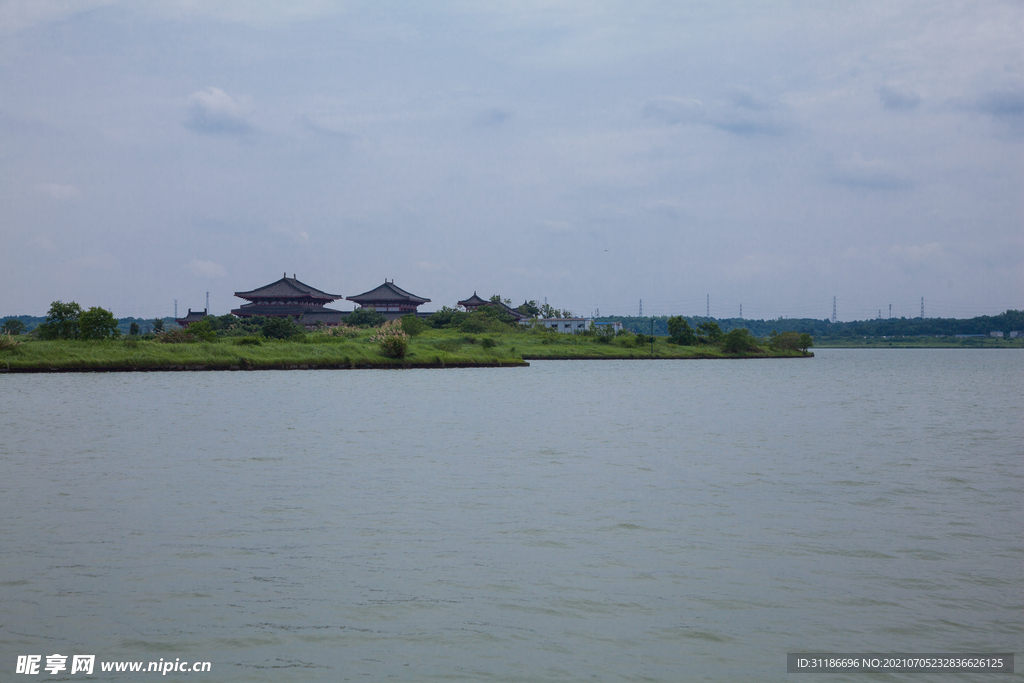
xmin=1 ymin=301 xmax=812 ymax=373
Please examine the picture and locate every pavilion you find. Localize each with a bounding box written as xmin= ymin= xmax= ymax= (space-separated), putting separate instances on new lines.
xmin=175 ymin=308 xmax=207 ymax=328
xmin=457 ymin=292 xmax=528 ymax=321
xmin=347 ymin=280 xmax=431 ymax=320
xmin=231 ymin=273 xmax=346 ymax=327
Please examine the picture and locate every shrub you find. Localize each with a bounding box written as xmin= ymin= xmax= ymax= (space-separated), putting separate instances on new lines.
xmin=722 ymin=328 xmax=760 ymax=353
xmin=481 ymin=337 xmax=496 ymax=348
xmin=234 ymin=336 xmax=263 ymax=346
xmin=0 ymin=335 xmax=22 ymax=352
xmin=634 ymin=333 xmax=649 ymax=347
xmin=400 ymin=315 xmax=426 ymax=336
xmin=371 ymin=320 xmax=409 ymax=358
xmin=347 ymin=307 xmax=387 ymax=327
xmin=262 ymin=317 xmax=303 ymax=340
xmin=187 ymin=318 xmax=218 ymax=342
xmin=159 ymin=329 xmax=197 ymax=343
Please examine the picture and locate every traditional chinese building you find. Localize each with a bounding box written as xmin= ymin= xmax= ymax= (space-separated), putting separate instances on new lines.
xmin=457 ymin=292 xmax=528 ymax=321
xmin=231 ymin=273 xmax=346 ymax=327
xmin=347 ymin=280 xmax=431 ymax=320
xmin=175 ymin=308 xmax=207 ymax=328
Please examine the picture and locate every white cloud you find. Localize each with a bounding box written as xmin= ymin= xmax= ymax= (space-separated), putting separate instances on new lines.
xmin=35 ymin=183 xmax=81 ymax=201
xmin=185 ymin=87 xmax=253 ymax=136
xmin=188 ymin=259 xmax=228 ymax=278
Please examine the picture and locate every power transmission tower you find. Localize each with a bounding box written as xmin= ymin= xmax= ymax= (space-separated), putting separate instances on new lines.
xmin=206 ymin=291 xmax=210 ymax=314
xmin=174 ymin=299 xmax=177 ymax=318
xmin=920 ymin=297 xmax=924 ymax=319
xmin=832 ymin=296 xmax=837 ymax=324
xmin=889 ymin=304 xmax=892 ymax=319
xmin=706 ymin=294 xmax=709 ymax=318
xmin=639 ymin=299 xmax=642 ymax=316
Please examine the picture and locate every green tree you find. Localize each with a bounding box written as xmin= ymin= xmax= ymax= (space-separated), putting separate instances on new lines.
xmin=37 ymin=301 xmax=83 ymax=339
xmin=722 ymin=328 xmax=760 ymax=353
xmin=2 ymin=319 xmax=26 ymax=335
xmin=187 ymin=318 xmax=217 ymax=342
xmin=798 ymin=333 xmax=814 ymax=353
xmin=400 ymin=314 xmax=426 ymax=336
xmin=517 ymin=300 xmax=540 ymax=317
xmin=666 ymin=316 xmax=696 ymax=345
xmin=129 ymin=321 xmax=140 ymax=336
xmin=79 ymin=307 xmax=121 ymax=340
xmin=346 ymin=307 xmax=387 ymax=327
xmin=261 ymin=316 xmax=303 ymax=339
xmin=696 ymin=320 xmax=723 ymax=345
xmin=153 ymin=318 xmax=164 ymax=333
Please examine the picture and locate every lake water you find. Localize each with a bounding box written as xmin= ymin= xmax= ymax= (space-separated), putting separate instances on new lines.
xmin=1 ymin=350 xmax=1021 ymax=681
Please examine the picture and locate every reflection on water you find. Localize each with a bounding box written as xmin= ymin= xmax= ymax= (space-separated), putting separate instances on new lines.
xmin=1 ymin=350 xmax=1021 ymax=681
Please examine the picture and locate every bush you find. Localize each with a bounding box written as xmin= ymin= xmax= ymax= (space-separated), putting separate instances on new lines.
xmin=481 ymin=337 xmax=496 ymax=348
xmin=262 ymin=317 xmax=303 ymax=340
xmin=371 ymin=320 xmax=409 ymax=358
xmin=400 ymin=315 xmax=426 ymax=336
xmin=158 ymin=329 xmax=197 ymax=343
xmin=722 ymin=328 xmax=760 ymax=353
xmin=187 ymin=318 xmax=218 ymax=342
xmin=347 ymin=307 xmax=387 ymax=328
xmin=0 ymin=335 xmax=22 ymax=352
xmin=234 ymin=336 xmax=263 ymax=346
xmin=634 ymin=333 xmax=649 ymax=347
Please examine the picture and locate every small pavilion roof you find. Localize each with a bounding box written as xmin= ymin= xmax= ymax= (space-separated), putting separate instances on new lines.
xmin=457 ymin=292 xmax=490 ymax=307
xmin=176 ymin=308 xmax=207 ymax=323
xmin=347 ymin=280 xmax=430 ymax=305
xmin=235 ymin=274 xmax=341 ymax=302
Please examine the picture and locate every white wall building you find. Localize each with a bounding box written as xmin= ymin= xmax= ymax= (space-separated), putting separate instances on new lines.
xmin=538 ymin=318 xmax=590 ymax=334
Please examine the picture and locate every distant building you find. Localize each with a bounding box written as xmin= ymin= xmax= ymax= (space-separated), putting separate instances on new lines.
xmin=348 ymin=280 xmax=431 ymax=320
xmin=990 ymin=331 xmax=1004 ymax=338
xmin=231 ymin=273 xmax=346 ymax=327
xmin=593 ymin=321 xmax=623 ymax=334
xmin=539 ymin=317 xmax=589 ymax=334
xmin=1010 ymin=331 xmax=1021 ymax=338
xmin=457 ymin=292 xmax=528 ymax=321
xmin=175 ymin=308 xmax=207 ymax=328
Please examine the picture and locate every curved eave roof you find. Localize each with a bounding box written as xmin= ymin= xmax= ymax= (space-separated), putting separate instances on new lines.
xmin=457 ymin=292 xmax=490 ymax=307
xmin=347 ymin=281 xmax=430 ymax=304
xmin=234 ymin=276 xmax=341 ymax=301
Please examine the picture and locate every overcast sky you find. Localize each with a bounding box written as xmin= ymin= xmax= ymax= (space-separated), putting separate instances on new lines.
xmin=1 ymin=1 xmax=1021 ymax=321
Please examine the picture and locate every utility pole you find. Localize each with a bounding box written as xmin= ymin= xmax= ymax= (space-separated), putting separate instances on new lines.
xmin=889 ymin=304 xmax=892 ymax=319
xmin=739 ymin=303 xmax=742 ymax=319
xmin=639 ymin=299 xmax=642 ymax=317
xmin=174 ymin=299 xmax=177 ymax=319
xmin=706 ymin=294 xmax=709 ymax=318
xmin=206 ymin=291 xmax=210 ymax=314
xmin=920 ymin=297 xmax=924 ymax=319
xmin=832 ymin=296 xmax=837 ymax=324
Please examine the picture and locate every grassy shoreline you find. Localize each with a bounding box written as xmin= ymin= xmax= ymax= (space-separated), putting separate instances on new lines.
xmin=0 ymin=328 xmax=810 ymax=373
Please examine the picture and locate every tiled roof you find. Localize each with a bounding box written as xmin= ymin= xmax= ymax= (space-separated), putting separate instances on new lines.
xmin=231 ymin=304 xmax=345 ymax=317
xmin=175 ymin=309 xmax=207 ymax=323
xmin=347 ymin=281 xmax=430 ymax=305
xmin=235 ymin=275 xmax=341 ymax=301
xmin=457 ymin=292 xmax=489 ymax=307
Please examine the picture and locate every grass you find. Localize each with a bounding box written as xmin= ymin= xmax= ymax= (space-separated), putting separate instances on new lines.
xmin=0 ymin=327 xmax=808 ymax=373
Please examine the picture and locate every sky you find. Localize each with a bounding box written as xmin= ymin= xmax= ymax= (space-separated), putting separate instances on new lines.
xmin=1 ymin=1 xmax=1021 ymax=322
